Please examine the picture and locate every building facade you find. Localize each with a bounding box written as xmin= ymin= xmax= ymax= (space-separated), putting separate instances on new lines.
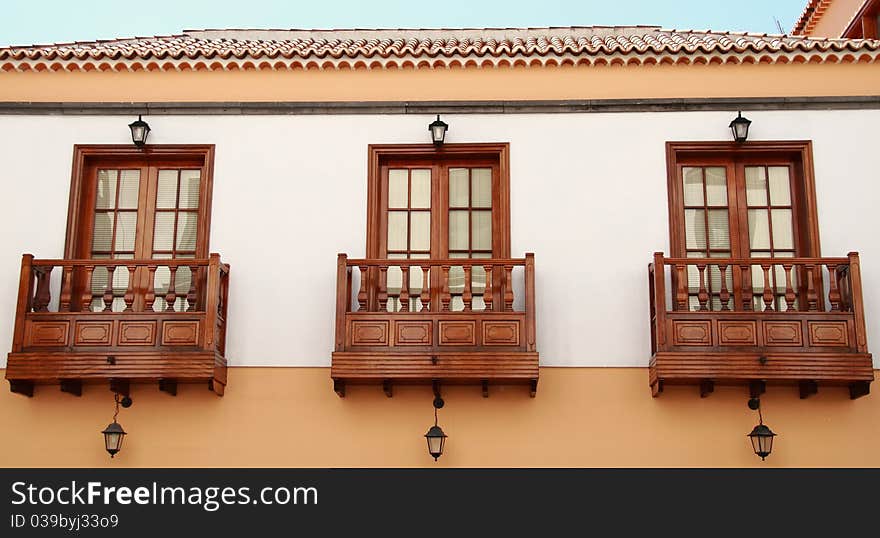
xmin=1 ymin=2 xmax=880 ymax=467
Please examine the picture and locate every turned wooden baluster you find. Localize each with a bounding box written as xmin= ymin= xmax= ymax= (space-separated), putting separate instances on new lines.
xmin=740 ymin=263 xmax=753 ymax=311
xmin=144 ymin=265 xmax=158 ymax=312
xmin=164 ymin=266 xmax=178 ymax=312
xmin=827 ymin=264 xmax=841 ymax=311
xmin=441 ymin=265 xmax=451 ymax=312
xmin=398 ymin=266 xmax=410 ymax=312
xmin=123 ymin=265 xmax=137 ymax=311
xmin=378 ymin=265 xmax=389 ymax=311
xmin=31 ymin=266 xmax=53 ymax=312
xmin=718 ymin=264 xmax=730 ymax=311
xmin=80 ymin=265 xmax=95 ymax=311
xmin=674 ymin=264 xmax=688 ymax=311
xmin=187 ymin=265 xmax=199 ymax=312
xmin=357 ymin=265 xmax=369 ymax=312
xmin=782 ymin=264 xmax=796 ymax=312
xmin=696 ymin=264 xmax=709 ymax=311
xmin=462 ymin=265 xmax=473 ymax=311
xmin=420 ymin=265 xmax=430 ymax=312
xmin=483 ymin=265 xmax=493 ymax=312
xmin=59 ymin=265 xmax=73 ymax=312
xmin=503 ymin=264 xmax=514 ymax=312
xmin=103 ymin=265 xmax=116 ymax=311
xmin=805 ymin=264 xmax=818 ymax=311
xmin=760 ymin=264 xmax=774 ymax=312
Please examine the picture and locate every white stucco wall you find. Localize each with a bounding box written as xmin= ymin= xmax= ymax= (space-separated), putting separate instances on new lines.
xmin=0 ymin=110 xmax=877 ymax=367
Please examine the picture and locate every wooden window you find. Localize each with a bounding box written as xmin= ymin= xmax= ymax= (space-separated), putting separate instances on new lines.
xmin=666 ymin=141 xmax=820 ymax=311
xmin=367 ymin=144 xmax=510 ymax=312
xmin=65 ymin=145 xmax=214 ymax=312
xmin=843 ymin=0 xmax=880 ymax=38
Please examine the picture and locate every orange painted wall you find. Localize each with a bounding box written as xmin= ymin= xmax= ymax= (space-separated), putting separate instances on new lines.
xmin=1 ymin=63 xmax=880 ymax=103
xmin=1 ymin=367 xmax=878 ymax=468
xmin=807 ymin=0 xmax=866 ymax=36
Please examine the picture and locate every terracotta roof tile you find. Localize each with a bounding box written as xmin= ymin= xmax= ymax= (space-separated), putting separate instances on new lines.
xmin=793 ymin=0 xmax=832 ymax=35
xmin=1 ymin=26 xmax=878 ymax=72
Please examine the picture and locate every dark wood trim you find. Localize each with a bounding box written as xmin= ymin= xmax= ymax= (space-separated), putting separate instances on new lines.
xmin=5 ymin=96 xmax=880 ymax=115
xmin=844 ymin=0 xmax=880 ymax=37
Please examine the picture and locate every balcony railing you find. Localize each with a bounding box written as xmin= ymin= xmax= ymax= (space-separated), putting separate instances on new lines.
xmin=649 ymin=252 xmax=873 ymax=398
xmin=332 ymin=253 xmax=538 ymax=397
xmin=6 ymin=253 xmax=229 ymax=397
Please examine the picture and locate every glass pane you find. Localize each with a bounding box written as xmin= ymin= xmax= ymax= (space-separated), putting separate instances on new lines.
xmin=387 ymin=211 xmax=408 ymax=251
xmin=472 ymin=210 xmax=492 ymax=250
xmin=153 ymin=212 xmax=176 ymax=251
xmin=95 ymin=170 xmax=117 ymax=209
xmin=471 ymin=168 xmax=492 ymax=208
xmin=114 ymin=212 xmax=137 ymax=251
xmin=176 ymin=212 xmax=198 ymax=251
xmin=682 ymin=167 xmax=703 ymax=206
xmin=449 ymin=266 xmax=464 ymax=292
xmin=771 ymin=209 xmax=794 ymax=250
xmin=768 ymin=167 xmax=791 ymax=206
xmin=745 ymin=167 xmax=768 ymax=206
xmin=117 ymin=170 xmax=140 ymax=209
xmin=707 ymin=209 xmax=730 ymax=249
xmin=748 ymin=210 xmax=771 ymax=249
xmin=410 ymin=212 xmax=431 ymax=251
xmin=684 ymin=209 xmax=706 ymax=250
xmin=179 ymin=170 xmax=201 ymax=209
xmin=410 ymin=169 xmax=431 ymax=209
xmin=705 ymin=167 xmax=727 ymax=206
xmin=156 ymin=170 xmax=178 ymax=209
xmin=449 ymin=168 xmax=469 ymax=208
xmin=388 ymin=169 xmax=408 ymax=209
xmin=92 ymin=212 xmax=114 ymax=251
xmin=449 ymin=210 xmax=469 ymax=250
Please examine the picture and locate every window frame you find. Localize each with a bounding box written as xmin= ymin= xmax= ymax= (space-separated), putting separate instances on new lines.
xmin=365 ymin=143 xmax=511 ymax=259
xmin=64 ymin=144 xmax=215 ymax=260
xmin=665 ymin=141 xmax=821 ymax=260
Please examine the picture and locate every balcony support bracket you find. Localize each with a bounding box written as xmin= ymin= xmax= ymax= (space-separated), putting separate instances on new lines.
xmin=799 ymin=380 xmax=818 ymax=399
xmin=333 ymin=379 xmax=346 ymax=398
xmin=699 ymin=379 xmax=715 ymax=398
xmin=749 ymin=380 xmax=766 ymax=399
xmin=109 ymin=379 xmax=130 ymax=397
xmin=849 ymin=381 xmax=871 ymax=400
xmin=9 ymin=380 xmax=34 ymax=397
xmin=159 ymin=379 xmax=178 ymax=396
xmin=382 ymin=379 xmax=392 ymax=398
xmin=60 ymin=379 xmax=82 ymax=397
xmin=482 ymin=380 xmax=489 ymax=398
xmin=529 ymin=378 xmax=538 ymax=398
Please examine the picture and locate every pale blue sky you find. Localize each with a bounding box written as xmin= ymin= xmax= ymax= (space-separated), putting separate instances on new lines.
xmin=2 ymin=0 xmax=809 ymax=47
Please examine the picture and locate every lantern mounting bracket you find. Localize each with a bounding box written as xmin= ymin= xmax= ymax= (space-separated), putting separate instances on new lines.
xmin=699 ymin=379 xmax=715 ymax=398
xmin=749 ymin=380 xmax=766 ymax=399
xmin=110 ymin=378 xmax=130 ymax=397
xmin=60 ymin=379 xmax=82 ymax=397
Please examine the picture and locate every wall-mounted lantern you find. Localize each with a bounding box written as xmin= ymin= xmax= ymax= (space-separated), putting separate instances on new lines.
xmin=128 ymin=115 xmax=151 ymax=147
xmin=746 ymin=398 xmax=776 ymax=461
xmin=425 ymin=393 xmax=448 ymax=461
xmin=102 ymin=393 xmax=132 ymax=458
xmin=428 ymin=115 xmax=449 ymax=146
xmin=729 ymin=111 xmax=752 ymax=143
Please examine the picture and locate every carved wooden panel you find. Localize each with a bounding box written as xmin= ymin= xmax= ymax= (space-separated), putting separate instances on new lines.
xmin=764 ymin=321 xmax=803 ymax=346
xmin=394 ymin=321 xmax=432 ymax=346
xmin=119 ymin=321 xmax=157 ymax=346
xmin=482 ymin=321 xmax=520 ymax=346
xmin=439 ymin=321 xmax=476 ymax=346
xmin=718 ymin=321 xmax=757 ymax=346
xmin=25 ymin=321 xmax=69 ymax=347
xmin=672 ymin=320 xmax=711 ymax=346
xmin=161 ymin=321 xmax=200 ymax=346
xmin=808 ymin=321 xmax=850 ymax=347
xmin=350 ymin=321 xmax=389 ymax=346
xmin=74 ymin=321 xmax=112 ymax=346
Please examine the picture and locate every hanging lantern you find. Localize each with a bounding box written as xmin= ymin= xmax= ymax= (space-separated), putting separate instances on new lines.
xmin=729 ymin=111 xmax=752 ymax=143
xmin=424 ymin=395 xmax=448 ymax=461
xmin=428 ymin=115 xmax=449 ymax=145
xmin=746 ymin=397 xmax=776 ymax=461
xmin=128 ymin=115 xmax=151 ymax=147
xmin=101 ymin=393 xmax=130 ymax=458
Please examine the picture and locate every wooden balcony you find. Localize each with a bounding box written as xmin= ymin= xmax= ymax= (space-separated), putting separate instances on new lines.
xmin=332 ymin=254 xmax=538 ymax=397
xmin=649 ymin=252 xmax=873 ymax=399
xmin=6 ymin=254 xmax=229 ymax=397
